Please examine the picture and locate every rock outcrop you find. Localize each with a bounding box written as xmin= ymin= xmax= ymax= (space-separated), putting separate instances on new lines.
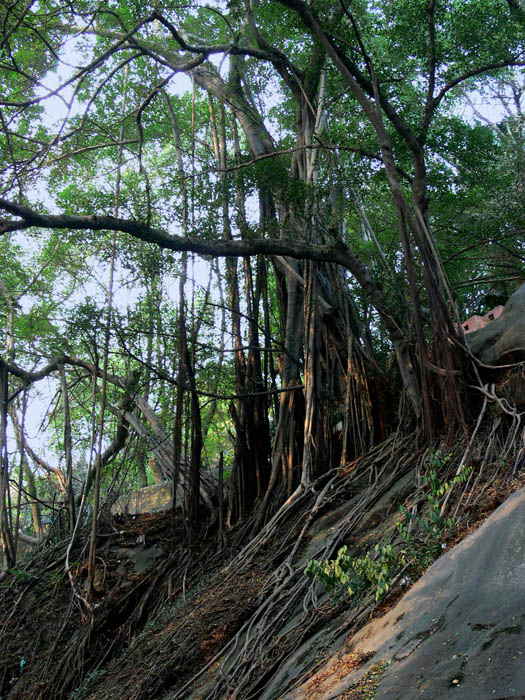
xmin=288 ymin=487 xmax=525 ymax=700
xmin=467 ymin=283 xmax=525 ymax=365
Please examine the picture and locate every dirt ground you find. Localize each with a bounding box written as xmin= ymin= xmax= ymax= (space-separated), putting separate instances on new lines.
xmin=1 ymin=455 xmax=524 ymax=700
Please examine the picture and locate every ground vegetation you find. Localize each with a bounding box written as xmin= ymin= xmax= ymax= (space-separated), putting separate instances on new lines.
xmin=0 ymin=1 xmax=524 ymax=697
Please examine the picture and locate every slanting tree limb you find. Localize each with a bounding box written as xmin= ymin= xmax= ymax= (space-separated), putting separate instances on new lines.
xmin=0 ymin=198 xmax=400 ymax=327
xmin=0 ymin=354 xmax=129 ymax=392
xmin=216 ymin=143 xmax=412 ymax=182
xmin=1 ymin=356 xmax=61 ymax=385
xmin=80 ymin=385 xmax=137 ymax=506
xmin=9 ymin=408 xmax=68 ymax=494
xmin=430 ymin=56 xmax=525 ymax=116
xmin=0 ymin=198 xmax=423 ymax=413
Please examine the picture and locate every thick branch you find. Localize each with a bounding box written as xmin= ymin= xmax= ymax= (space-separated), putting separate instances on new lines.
xmin=0 ymin=200 xmax=422 ymax=410
xmin=0 ymin=354 xmax=128 ymax=391
xmin=0 ymin=197 xmax=401 ymax=326
xmin=151 ymin=10 xmax=303 ymax=72
xmin=0 ymin=357 xmax=61 ymax=385
xmin=9 ymin=408 xmax=67 ymax=493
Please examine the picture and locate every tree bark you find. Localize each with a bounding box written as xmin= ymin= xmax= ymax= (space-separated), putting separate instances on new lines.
xmin=59 ymin=362 xmax=76 ymax=531
xmin=0 ymin=364 xmax=15 ymax=568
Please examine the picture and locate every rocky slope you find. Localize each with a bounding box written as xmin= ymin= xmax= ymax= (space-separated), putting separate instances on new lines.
xmin=2 ymin=422 xmax=524 ymax=700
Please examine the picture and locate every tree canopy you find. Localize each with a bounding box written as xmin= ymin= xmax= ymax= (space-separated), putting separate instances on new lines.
xmin=0 ymin=0 xmax=524 ymax=573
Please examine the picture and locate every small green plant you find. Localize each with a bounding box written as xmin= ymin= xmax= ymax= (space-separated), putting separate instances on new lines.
xmin=361 ymin=659 xmax=391 ymax=698
xmin=427 ymin=448 xmax=452 ymax=469
xmin=305 ymin=543 xmax=403 ymax=602
xmin=8 ymin=568 xmax=36 ymax=582
xmin=306 ymin=462 xmax=471 ymax=603
xmin=398 ymin=462 xmax=472 ymax=543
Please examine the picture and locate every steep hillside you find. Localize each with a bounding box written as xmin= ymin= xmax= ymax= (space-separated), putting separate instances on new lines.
xmin=288 ymin=486 xmax=525 ymax=700
xmin=1 ymin=417 xmax=524 ymax=700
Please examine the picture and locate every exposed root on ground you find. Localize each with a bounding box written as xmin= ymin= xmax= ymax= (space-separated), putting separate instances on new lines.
xmin=1 ymin=405 xmax=524 ymax=700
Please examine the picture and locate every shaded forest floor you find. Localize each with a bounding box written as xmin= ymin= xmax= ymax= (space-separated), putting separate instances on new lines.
xmin=1 ymin=421 xmax=525 ymax=699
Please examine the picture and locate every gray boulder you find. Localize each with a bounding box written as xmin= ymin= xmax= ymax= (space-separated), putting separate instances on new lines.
xmin=287 ymin=487 xmax=525 ymax=700
xmin=467 ymin=283 xmax=525 ymax=365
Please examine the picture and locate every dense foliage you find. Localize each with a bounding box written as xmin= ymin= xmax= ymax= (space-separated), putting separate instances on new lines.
xmin=0 ymin=0 xmax=523 ymax=576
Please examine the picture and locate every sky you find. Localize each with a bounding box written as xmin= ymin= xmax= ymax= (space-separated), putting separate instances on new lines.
xmin=9 ymin=21 xmax=522 ymax=493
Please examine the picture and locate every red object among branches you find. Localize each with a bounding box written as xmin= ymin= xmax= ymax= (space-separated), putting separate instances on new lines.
xmin=462 ymin=305 xmax=504 ymax=334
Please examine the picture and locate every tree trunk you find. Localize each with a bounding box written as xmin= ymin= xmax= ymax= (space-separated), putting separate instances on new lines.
xmin=0 ymin=364 xmax=15 ymax=568
xmin=59 ymin=362 xmax=76 ymax=531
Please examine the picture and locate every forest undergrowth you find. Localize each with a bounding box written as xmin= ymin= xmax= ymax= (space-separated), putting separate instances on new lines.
xmin=0 ymin=3 xmax=524 ymax=698
xmin=1 ymin=402 xmax=524 ymax=700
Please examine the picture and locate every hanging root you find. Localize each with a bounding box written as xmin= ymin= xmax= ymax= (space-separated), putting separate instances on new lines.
xmin=166 ymin=408 xmax=524 ymax=700
xmin=167 ymin=432 xmax=426 ymax=700
xmin=2 ymin=398 xmax=524 ymax=700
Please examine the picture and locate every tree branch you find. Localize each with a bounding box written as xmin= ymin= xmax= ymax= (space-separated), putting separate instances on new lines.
xmin=0 ymin=198 xmax=346 ymax=268
xmin=151 ymin=10 xmax=302 ymax=69
xmin=217 ymin=142 xmax=412 ymax=182
xmin=0 ymin=354 xmax=129 ymax=391
xmin=47 ymin=139 xmax=139 ymax=166
xmin=0 ymin=197 xmax=403 ymax=332
xmin=0 ymin=17 xmax=155 ymax=108
xmin=431 ymin=56 xmax=525 ymax=114
xmin=0 ymin=357 xmax=61 ymax=384
xmin=118 ymin=334 xmax=304 ymax=401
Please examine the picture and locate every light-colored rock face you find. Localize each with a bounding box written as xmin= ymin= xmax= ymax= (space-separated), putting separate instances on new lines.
xmin=287 ymin=487 xmax=525 ymax=700
xmin=111 ymin=468 xmax=219 ymax=516
xmin=111 ymin=482 xmax=174 ymax=515
xmin=467 ymin=284 xmax=525 ymax=365
xmin=111 ymin=468 xmax=219 ymax=517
